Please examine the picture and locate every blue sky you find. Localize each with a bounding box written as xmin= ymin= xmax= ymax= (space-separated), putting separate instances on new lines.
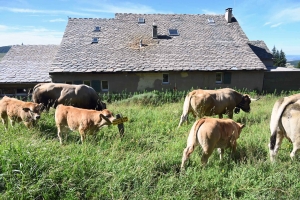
xmin=1 ymin=0 xmax=300 ymax=55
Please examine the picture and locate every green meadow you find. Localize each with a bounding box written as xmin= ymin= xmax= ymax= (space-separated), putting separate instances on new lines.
xmin=1 ymin=90 xmax=300 ymax=199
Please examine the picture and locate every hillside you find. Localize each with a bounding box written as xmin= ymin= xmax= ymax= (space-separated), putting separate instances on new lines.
xmin=288 ymin=60 xmax=300 ymax=67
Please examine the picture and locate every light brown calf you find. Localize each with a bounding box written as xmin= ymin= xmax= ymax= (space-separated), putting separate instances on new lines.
xmin=0 ymin=96 xmax=42 ymax=128
xmin=181 ymin=117 xmax=244 ymax=169
xmin=55 ymin=104 xmax=117 ymax=144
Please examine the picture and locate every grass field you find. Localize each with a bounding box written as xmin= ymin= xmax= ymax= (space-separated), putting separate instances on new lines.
xmin=0 ymin=91 xmax=300 ymax=199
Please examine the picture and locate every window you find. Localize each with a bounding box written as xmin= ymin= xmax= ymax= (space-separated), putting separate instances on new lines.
xmin=94 ymin=26 xmax=101 ymax=31
xmin=138 ymin=18 xmax=145 ymax=24
xmin=92 ymin=37 xmax=98 ymax=43
xmin=216 ymin=72 xmax=223 ymax=83
xmin=162 ymin=74 xmax=169 ymax=84
xmin=101 ymin=80 xmax=109 ymax=91
xmin=83 ymin=80 xmax=91 ymax=86
xmin=65 ymin=81 xmax=72 ymax=84
xmin=168 ymin=29 xmax=179 ymax=36
xmin=207 ymin=18 xmax=215 ymax=25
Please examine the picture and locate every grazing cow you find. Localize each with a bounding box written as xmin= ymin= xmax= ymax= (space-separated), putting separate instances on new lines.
xmin=178 ymin=88 xmax=254 ymax=127
xmin=32 ymin=83 xmax=106 ymax=111
xmin=0 ymin=96 xmax=43 ymax=128
xmin=55 ymin=104 xmax=117 ymax=144
xmin=269 ymin=93 xmax=300 ymax=162
xmin=181 ymin=117 xmax=244 ymax=169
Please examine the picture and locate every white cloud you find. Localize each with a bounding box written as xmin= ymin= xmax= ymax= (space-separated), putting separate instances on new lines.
xmin=49 ymin=18 xmax=67 ymax=23
xmin=202 ymin=9 xmax=217 ymax=15
xmin=0 ymin=6 xmax=89 ymax=16
xmin=263 ymin=22 xmax=271 ymax=26
xmin=81 ymin=2 xmax=170 ymax=14
xmin=273 ymin=6 xmax=300 ymax=22
xmin=270 ymin=22 xmax=282 ymax=28
xmin=0 ymin=26 xmax=63 ymax=46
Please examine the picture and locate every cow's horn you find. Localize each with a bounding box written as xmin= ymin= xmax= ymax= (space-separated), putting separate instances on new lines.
xmin=251 ymin=97 xmax=260 ymax=101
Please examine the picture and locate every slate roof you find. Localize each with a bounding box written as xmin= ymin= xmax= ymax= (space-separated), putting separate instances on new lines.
xmin=248 ymin=40 xmax=273 ymax=60
xmin=0 ymin=45 xmax=59 ymax=83
xmin=50 ymin=13 xmax=267 ymax=73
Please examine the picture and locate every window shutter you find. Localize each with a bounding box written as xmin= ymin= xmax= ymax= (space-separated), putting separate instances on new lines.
xmin=91 ymin=80 xmax=101 ymax=92
xmin=223 ymin=72 xmax=231 ymax=84
xmin=73 ymin=80 xmax=83 ymax=85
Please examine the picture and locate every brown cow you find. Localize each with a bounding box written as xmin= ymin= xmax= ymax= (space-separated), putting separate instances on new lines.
xmin=55 ymin=104 xmax=117 ymax=144
xmin=0 ymin=96 xmax=43 ymax=128
xmin=32 ymin=83 xmax=106 ymax=111
xmin=269 ymin=93 xmax=300 ymax=162
xmin=178 ymin=88 xmax=254 ymax=127
xmin=181 ymin=117 xmax=244 ymax=169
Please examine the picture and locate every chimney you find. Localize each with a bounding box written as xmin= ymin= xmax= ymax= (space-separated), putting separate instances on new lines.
xmin=152 ymin=22 xmax=158 ymax=39
xmin=225 ymin=8 xmax=233 ymax=23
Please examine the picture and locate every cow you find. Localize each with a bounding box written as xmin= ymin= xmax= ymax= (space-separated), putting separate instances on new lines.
xmin=178 ymin=88 xmax=254 ymax=127
xmin=31 ymin=83 xmax=106 ymax=111
xmin=181 ymin=117 xmax=244 ymax=169
xmin=55 ymin=104 xmax=117 ymax=144
xmin=0 ymin=96 xmax=43 ymax=129
xmin=269 ymin=93 xmax=300 ymax=162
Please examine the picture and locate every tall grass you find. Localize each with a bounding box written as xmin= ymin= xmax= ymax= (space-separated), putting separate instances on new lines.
xmin=0 ymin=90 xmax=300 ymax=199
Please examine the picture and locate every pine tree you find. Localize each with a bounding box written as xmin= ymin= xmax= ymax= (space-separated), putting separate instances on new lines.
xmin=297 ymin=61 xmax=300 ymax=68
xmin=272 ymin=46 xmax=287 ymax=67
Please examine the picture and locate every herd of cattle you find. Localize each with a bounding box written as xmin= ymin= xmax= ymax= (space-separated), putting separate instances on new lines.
xmin=0 ymin=83 xmax=300 ymax=169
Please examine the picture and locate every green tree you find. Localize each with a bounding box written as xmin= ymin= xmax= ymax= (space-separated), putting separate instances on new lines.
xmin=297 ymin=61 xmax=300 ymax=68
xmin=272 ymin=46 xmax=287 ymax=67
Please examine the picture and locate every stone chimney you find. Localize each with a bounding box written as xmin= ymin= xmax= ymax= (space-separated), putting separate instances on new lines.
xmin=225 ymin=8 xmax=233 ymax=23
xmin=152 ymin=22 xmax=158 ymax=39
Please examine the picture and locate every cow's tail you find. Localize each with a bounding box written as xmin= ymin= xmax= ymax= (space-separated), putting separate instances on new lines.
xmin=178 ymin=94 xmax=193 ymax=128
xmin=269 ymin=94 xmax=300 ymax=150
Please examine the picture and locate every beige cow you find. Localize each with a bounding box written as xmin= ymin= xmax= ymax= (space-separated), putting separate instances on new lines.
xmin=55 ymin=104 xmax=117 ymax=144
xmin=178 ymin=88 xmax=254 ymax=127
xmin=269 ymin=93 xmax=300 ymax=162
xmin=181 ymin=117 xmax=244 ymax=169
xmin=0 ymin=96 xmax=42 ymax=128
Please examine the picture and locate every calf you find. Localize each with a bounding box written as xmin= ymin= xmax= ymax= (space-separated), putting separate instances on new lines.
xmin=0 ymin=96 xmax=42 ymax=128
xmin=181 ymin=117 xmax=244 ymax=169
xmin=55 ymin=104 xmax=117 ymax=144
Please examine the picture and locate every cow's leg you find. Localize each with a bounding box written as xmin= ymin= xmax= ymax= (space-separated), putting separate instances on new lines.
xmin=9 ymin=118 xmax=15 ymax=127
xmin=228 ymin=111 xmax=233 ymax=119
xmin=181 ymin=145 xmax=194 ymax=169
xmin=79 ymin=128 xmax=86 ymax=144
xmin=201 ymin=144 xmax=215 ymax=165
xmin=290 ymin=141 xmax=300 ymax=160
xmin=269 ymin=130 xmax=284 ymax=162
xmin=217 ymin=148 xmax=224 ymax=160
xmin=218 ymin=114 xmax=223 ymax=119
xmin=57 ymin=125 xmax=68 ymax=145
xmin=1 ymin=116 xmax=8 ymax=130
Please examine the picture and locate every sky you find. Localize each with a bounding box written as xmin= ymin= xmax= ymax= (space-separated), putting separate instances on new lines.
xmin=0 ymin=0 xmax=300 ymax=56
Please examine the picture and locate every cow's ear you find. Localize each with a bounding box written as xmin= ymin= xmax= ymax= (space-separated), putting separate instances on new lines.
xmin=100 ymin=114 xmax=111 ymax=123
xmin=23 ymin=107 xmax=30 ymax=112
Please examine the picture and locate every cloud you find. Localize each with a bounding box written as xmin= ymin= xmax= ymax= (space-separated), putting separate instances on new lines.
xmin=0 ymin=6 xmax=89 ymax=16
xmin=273 ymin=6 xmax=300 ymax=22
xmin=263 ymin=22 xmax=271 ymax=26
xmin=49 ymin=18 xmax=67 ymax=23
xmin=202 ymin=9 xmax=217 ymax=15
xmin=270 ymin=22 xmax=282 ymax=28
xmin=81 ymin=2 xmax=170 ymax=14
xmin=0 ymin=25 xmax=63 ymax=46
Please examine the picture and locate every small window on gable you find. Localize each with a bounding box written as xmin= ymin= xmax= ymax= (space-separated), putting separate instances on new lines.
xmin=162 ymin=73 xmax=169 ymax=84
xmin=138 ymin=18 xmax=145 ymax=24
xmin=83 ymin=80 xmax=91 ymax=86
xmin=94 ymin=26 xmax=101 ymax=31
xmin=207 ymin=18 xmax=215 ymax=25
xmin=101 ymin=80 xmax=109 ymax=91
xmin=216 ymin=72 xmax=223 ymax=84
xmin=168 ymin=29 xmax=179 ymax=36
xmin=92 ymin=37 xmax=98 ymax=43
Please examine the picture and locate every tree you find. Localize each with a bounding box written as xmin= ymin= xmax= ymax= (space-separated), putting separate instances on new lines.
xmin=297 ymin=61 xmax=300 ymax=68
xmin=272 ymin=46 xmax=287 ymax=67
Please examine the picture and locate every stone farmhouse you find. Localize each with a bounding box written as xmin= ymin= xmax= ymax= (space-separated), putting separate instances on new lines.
xmin=0 ymin=8 xmax=277 ymax=96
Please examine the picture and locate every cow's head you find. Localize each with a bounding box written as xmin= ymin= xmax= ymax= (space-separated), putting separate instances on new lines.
xmin=22 ymin=103 xmax=43 ymax=125
xmin=236 ymin=94 xmax=252 ymax=113
xmin=98 ymin=109 xmax=117 ymax=127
